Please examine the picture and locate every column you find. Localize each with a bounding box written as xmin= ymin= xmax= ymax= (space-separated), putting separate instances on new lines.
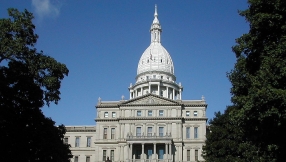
xmin=179 ymin=89 xmax=182 ymax=99
xmin=119 ymin=145 xmax=122 ymax=161
xmin=153 ymin=143 xmax=157 ymax=160
xmin=130 ymin=91 xmax=132 ymax=99
xmin=122 ymin=124 xmax=125 ymax=138
xmin=141 ymin=143 xmax=145 ymax=159
xmin=166 ymin=87 xmax=169 ymax=98
xmin=173 ymin=88 xmax=175 ymax=99
xmin=119 ymin=123 xmax=121 ymax=139
xmin=141 ymin=87 xmax=143 ymax=96
xmin=154 ymin=123 xmax=157 ymax=136
xmin=149 ymin=84 xmax=151 ymax=93
xmin=158 ymin=84 xmax=160 ymax=96
xmin=130 ymin=143 xmax=133 ymax=161
xmin=165 ymin=143 xmax=168 ymax=160
xmin=169 ymin=143 xmax=172 ymax=160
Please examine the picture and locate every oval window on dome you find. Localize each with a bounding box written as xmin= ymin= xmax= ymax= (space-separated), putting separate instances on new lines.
xmin=147 ymin=59 xmax=149 ymax=63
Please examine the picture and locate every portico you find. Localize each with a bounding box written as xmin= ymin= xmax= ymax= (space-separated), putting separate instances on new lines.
xmin=126 ymin=135 xmax=173 ymax=162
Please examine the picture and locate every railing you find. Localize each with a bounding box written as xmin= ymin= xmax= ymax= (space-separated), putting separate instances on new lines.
xmin=126 ymin=133 xmax=172 ymax=140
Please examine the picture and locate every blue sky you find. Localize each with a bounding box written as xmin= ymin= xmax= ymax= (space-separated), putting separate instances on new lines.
xmin=0 ymin=0 xmax=249 ymax=126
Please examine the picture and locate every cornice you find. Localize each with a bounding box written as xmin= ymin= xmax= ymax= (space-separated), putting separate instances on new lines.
xmin=118 ymin=117 xmax=183 ymax=120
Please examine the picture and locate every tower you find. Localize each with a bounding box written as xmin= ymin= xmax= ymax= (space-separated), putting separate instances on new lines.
xmin=129 ymin=5 xmax=183 ymax=100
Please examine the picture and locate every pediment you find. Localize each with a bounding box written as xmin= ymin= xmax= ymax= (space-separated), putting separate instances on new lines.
xmin=121 ymin=93 xmax=179 ymax=105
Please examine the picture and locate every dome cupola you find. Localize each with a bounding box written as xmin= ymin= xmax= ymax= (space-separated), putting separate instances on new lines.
xmin=129 ymin=5 xmax=183 ymax=100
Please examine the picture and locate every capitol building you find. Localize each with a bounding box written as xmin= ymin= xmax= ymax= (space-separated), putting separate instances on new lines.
xmin=65 ymin=6 xmax=208 ymax=162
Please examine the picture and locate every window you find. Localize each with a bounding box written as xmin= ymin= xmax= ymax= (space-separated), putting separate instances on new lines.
xmin=136 ymin=127 xmax=141 ymax=136
xmin=159 ymin=127 xmax=164 ymax=137
xmin=87 ymin=137 xmax=91 ymax=147
xmin=103 ymin=150 xmax=107 ymax=161
xmin=103 ymin=128 xmax=107 ymax=139
xmin=153 ymin=75 xmax=156 ymax=78
xmin=137 ymin=110 xmax=141 ymax=116
xmin=159 ymin=110 xmax=164 ymax=116
xmin=148 ymin=110 xmax=152 ymax=116
xmin=75 ymin=137 xmax=80 ymax=147
xmin=112 ymin=112 xmax=116 ymax=118
xmin=111 ymin=128 xmax=115 ymax=139
xmin=64 ymin=137 xmax=68 ymax=144
xmin=147 ymin=127 xmax=152 ymax=136
xmin=186 ymin=111 xmax=190 ymax=116
xmin=161 ymin=75 xmax=163 ymax=79
xmin=186 ymin=127 xmax=190 ymax=139
xmin=86 ymin=156 xmax=90 ymax=162
xmin=194 ymin=111 xmax=198 ymax=116
xmin=104 ymin=112 xmax=108 ymax=118
xmin=187 ymin=150 xmax=190 ymax=161
xmin=74 ymin=156 xmax=78 ymax=162
xmin=110 ymin=150 xmax=114 ymax=161
xmin=146 ymin=76 xmax=149 ymax=80
xmin=194 ymin=127 xmax=198 ymax=139
xmin=195 ymin=149 xmax=198 ymax=161
xmin=160 ymin=90 xmax=163 ymax=96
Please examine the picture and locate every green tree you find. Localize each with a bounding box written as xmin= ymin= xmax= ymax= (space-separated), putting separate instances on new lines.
xmin=204 ymin=1 xmax=286 ymax=161
xmin=229 ymin=0 xmax=286 ymax=161
xmin=0 ymin=8 xmax=71 ymax=161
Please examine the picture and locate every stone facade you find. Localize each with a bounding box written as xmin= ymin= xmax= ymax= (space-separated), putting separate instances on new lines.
xmin=65 ymin=5 xmax=207 ymax=162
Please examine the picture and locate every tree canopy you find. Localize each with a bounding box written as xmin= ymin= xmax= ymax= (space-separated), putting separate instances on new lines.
xmin=0 ymin=8 xmax=72 ymax=161
xmin=203 ymin=0 xmax=286 ymax=161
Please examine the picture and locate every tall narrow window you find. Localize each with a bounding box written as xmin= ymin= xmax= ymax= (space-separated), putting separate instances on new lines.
xmin=111 ymin=128 xmax=115 ymax=139
xmin=103 ymin=128 xmax=107 ymax=139
xmin=194 ymin=127 xmax=198 ymax=139
xmin=187 ymin=150 xmax=190 ymax=161
xmin=103 ymin=150 xmax=107 ymax=161
xmin=112 ymin=112 xmax=116 ymax=118
xmin=186 ymin=111 xmax=190 ymax=116
xmin=136 ymin=127 xmax=141 ymax=136
xmin=194 ymin=111 xmax=198 ymax=116
xmin=104 ymin=112 xmax=108 ymax=118
xmin=87 ymin=137 xmax=91 ymax=147
xmin=195 ymin=150 xmax=198 ymax=161
xmin=110 ymin=150 xmax=114 ymax=161
xmin=159 ymin=110 xmax=164 ymax=116
xmin=147 ymin=127 xmax=152 ymax=136
xmin=186 ymin=127 xmax=190 ymax=139
xmin=64 ymin=137 xmax=68 ymax=144
xmin=148 ymin=110 xmax=152 ymax=116
xmin=137 ymin=110 xmax=141 ymax=116
xmin=75 ymin=137 xmax=80 ymax=147
xmin=159 ymin=127 xmax=164 ymax=137
xmin=86 ymin=156 xmax=90 ymax=162
xmin=74 ymin=156 xmax=78 ymax=162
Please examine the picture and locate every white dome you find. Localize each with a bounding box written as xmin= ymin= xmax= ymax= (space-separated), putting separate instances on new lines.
xmin=137 ymin=42 xmax=174 ymax=75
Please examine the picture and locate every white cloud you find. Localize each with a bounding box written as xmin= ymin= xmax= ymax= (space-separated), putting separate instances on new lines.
xmin=32 ymin=0 xmax=61 ymax=19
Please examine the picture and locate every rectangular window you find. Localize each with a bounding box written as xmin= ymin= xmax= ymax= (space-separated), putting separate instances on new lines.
xmin=187 ymin=150 xmax=190 ymax=161
xmin=159 ymin=127 xmax=164 ymax=137
xmin=148 ymin=110 xmax=152 ymax=116
xmin=64 ymin=137 xmax=68 ymax=144
xmin=136 ymin=127 xmax=141 ymax=136
xmin=75 ymin=137 xmax=80 ymax=147
xmin=110 ymin=150 xmax=114 ymax=161
xmin=137 ymin=110 xmax=141 ymax=116
xmin=86 ymin=156 xmax=90 ymax=162
xmin=195 ymin=149 xmax=198 ymax=161
xmin=74 ymin=156 xmax=78 ymax=162
xmin=159 ymin=110 xmax=164 ymax=116
xmin=146 ymin=76 xmax=149 ymax=80
xmin=104 ymin=112 xmax=108 ymax=118
xmin=111 ymin=128 xmax=115 ymax=139
xmin=194 ymin=127 xmax=198 ymax=139
xmin=103 ymin=128 xmax=107 ymax=139
xmin=194 ymin=111 xmax=198 ymax=116
xmin=153 ymin=75 xmax=156 ymax=78
xmin=86 ymin=137 xmax=91 ymax=147
xmin=147 ymin=127 xmax=152 ymax=136
xmin=112 ymin=112 xmax=116 ymax=118
xmin=103 ymin=150 xmax=106 ymax=161
xmin=186 ymin=111 xmax=190 ymax=116
xmin=186 ymin=127 xmax=190 ymax=139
